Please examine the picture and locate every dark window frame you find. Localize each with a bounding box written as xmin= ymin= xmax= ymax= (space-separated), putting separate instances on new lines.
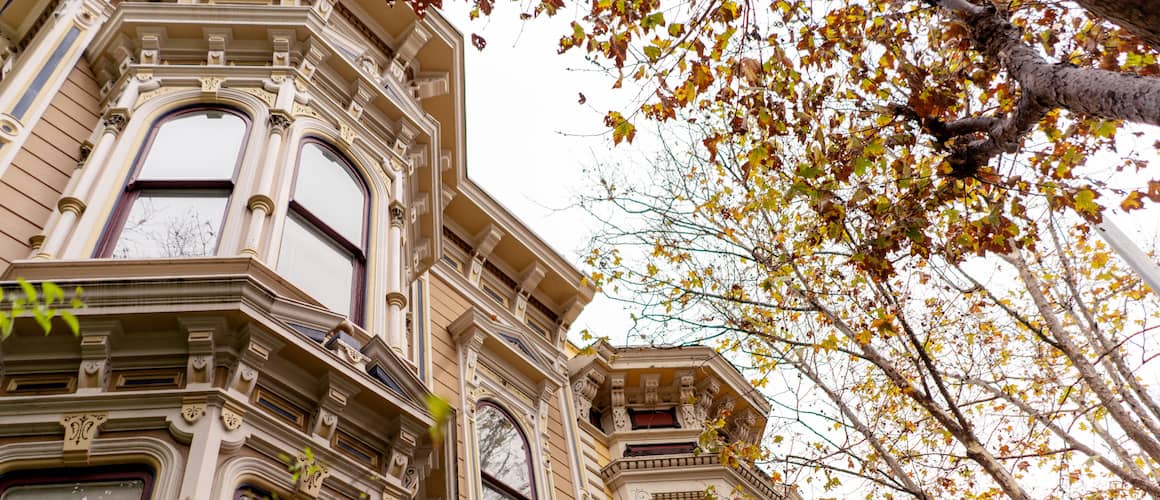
xmin=476 ymin=400 xmax=536 ymax=500
xmin=94 ymin=105 xmax=250 ymax=258
xmin=282 ymin=138 xmax=370 ymax=325
xmin=0 ymin=464 xmax=154 ymax=499
xmin=628 ymin=407 xmax=681 ymax=430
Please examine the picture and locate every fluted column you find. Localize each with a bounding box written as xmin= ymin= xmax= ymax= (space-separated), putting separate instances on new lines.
xmin=36 ymin=110 xmax=128 ymax=259
xmin=240 ymin=111 xmax=291 ymax=258
xmin=386 ymin=202 xmax=407 ymax=354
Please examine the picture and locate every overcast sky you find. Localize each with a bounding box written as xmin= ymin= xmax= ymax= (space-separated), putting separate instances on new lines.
xmin=435 ymin=4 xmax=1160 ymax=347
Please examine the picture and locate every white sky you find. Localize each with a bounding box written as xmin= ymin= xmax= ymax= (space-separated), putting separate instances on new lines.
xmin=437 ymin=4 xmax=641 ymax=343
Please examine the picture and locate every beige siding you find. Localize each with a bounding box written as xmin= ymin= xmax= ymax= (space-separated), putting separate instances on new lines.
xmin=429 ymin=272 xmax=469 ymax=496
xmin=0 ymin=59 xmax=100 ymax=271
xmin=548 ymin=394 xmax=576 ymax=500
xmin=581 ymin=426 xmax=613 ymax=499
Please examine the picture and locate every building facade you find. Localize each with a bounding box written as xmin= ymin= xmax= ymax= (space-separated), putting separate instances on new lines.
xmin=0 ymin=0 xmax=796 ymax=498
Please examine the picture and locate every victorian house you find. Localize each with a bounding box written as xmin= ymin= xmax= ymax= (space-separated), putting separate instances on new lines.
xmin=0 ymin=0 xmax=796 ymax=498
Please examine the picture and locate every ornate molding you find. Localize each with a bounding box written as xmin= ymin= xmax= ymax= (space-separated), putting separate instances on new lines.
xmin=389 ymin=203 xmax=406 ymax=227
xmin=181 ymin=403 xmax=206 ymax=424
xmin=610 ymin=374 xmax=629 ymax=433
xmin=295 ymin=452 xmax=330 ymax=498
xmin=61 ymin=412 xmax=107 ymax=459
xmin=101 ymin=110 xmax=128 ymax=135
xmin=199 ymin=76 xmax=225 ymax=93
xmin=221 ymin=406 xmax=243 ymax=431
xmin=266 ymin=111 xmax=292 ymax=135
xmin=238 ymin=86 xmax=277 ymax=107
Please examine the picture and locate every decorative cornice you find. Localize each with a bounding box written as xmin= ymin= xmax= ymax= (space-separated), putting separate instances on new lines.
xmin=600 ymin=454 xmax=793 ymax=500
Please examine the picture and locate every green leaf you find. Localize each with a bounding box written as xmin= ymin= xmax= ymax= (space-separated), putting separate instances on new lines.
xmin=42 ymin=281 xmax=63 ymax=304
xmin=17 ymin=278 xmax=36 ymax=302
xmin=643 ymin=45 xmax=661 ymax=62
xmin=642 ymin=12 xmax=665 ymax=30
xmin=426 ymin=393 xmax=454 ymax=442
xmin=0 ymin=313 xmax=10 ymax=340
xmin=61 ymin=311 xmax=79 ymax=336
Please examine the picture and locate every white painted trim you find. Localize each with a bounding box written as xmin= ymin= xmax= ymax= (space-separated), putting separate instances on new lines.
xmin=0 ymin=436 xmax=185 ymax=499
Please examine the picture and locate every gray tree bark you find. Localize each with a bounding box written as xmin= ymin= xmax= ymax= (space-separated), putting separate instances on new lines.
xmin=1071 ymin=0 xmax=1160 ymax=51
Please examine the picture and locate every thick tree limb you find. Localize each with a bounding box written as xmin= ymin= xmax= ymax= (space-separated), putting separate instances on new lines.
xmin=1071 ymin=0 xmax=1160 ymax=52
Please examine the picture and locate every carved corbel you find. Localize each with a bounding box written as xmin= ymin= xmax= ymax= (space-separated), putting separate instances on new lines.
xmin=610 ymin=374 xmax=629 ymax=433
xmin=347 ymin=80 xmax=374 ymax=120
xmin=61 ymin=412 xmax=107 ymax=462
xmin=728 ymin=408 xmax=757 ymax=444
xmin=571 ymin=368 xmax=605 ymax=422
xmin=180 ymin=316 xmax=224 ymax=387
xmin=268 ymin=30 xmax=295 ymax=67
xmin=641 ymin=373 xmax=660 ymax=406
xmin=467 ymin=224 xmax=503 ymax=285
xmin=297 ymin=38 xmax=330 ymax=82
xmin=413 ymin=72 xmax=449 ymax=99
xmin=294 ymin=452 xmax=330 ymax=498
xmin=695 ymin=378 xmax=720 ymax=422
xmin=203 ymin=28 xmax=232 ymax=66
xmin=677 ymin=371 xmax=697 ymax=428
xmin=77 ymin=320 xmax=120 ymax=391
xmin=227 ymin=327 xmax=284 ymax=398
xmin=138 ymin=28 xmax=166 ymax=66
xmin=389 ymin=23 xmax=432 ymax=82
xmin=385 ymin=421 xmax=421 ymax=487
xmin=312 ymin=374 xmax=357 ymax=441
xmin=310 ymin=0 xmax=334 ymax=21
xmin=396 ymin=121 xmax=419 ymax=158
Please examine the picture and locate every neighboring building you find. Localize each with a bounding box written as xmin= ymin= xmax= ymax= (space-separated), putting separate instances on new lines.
xmin=0 ymin=0 xmax=796 ymax=498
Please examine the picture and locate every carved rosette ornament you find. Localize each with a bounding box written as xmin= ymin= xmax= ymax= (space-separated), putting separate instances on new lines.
xmin=181 ymin=403 xmax=206 ymax=423
xmin=61 ymin=412 xmax=107 ymax=457
xmin=221 ymin=406 xmax=243 ymax=430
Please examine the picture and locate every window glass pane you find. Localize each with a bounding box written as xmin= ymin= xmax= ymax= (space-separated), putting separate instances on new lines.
xmin=293 ymin=143 xmax=365 ymax=244
xmin=138 ymin=111 xmax=245 ymax=180
xmin=1 ymin=479 xmax=145 ymax=499
xmin=111 ymin=192 xmax=228 ymax=258
xmin=477 ymin=405 xmax=533 ymax=497
xmin=482 ymin=483 xmax=520 ymax=500
xmin=278 ymin=215 xmax=355 ymax=315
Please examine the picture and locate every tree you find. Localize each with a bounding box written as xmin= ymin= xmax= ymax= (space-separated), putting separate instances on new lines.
xmin=412 ymin=0 xmax=1160 ymax=496
xmin=580 ymin=129 xmax=1160 ymax=498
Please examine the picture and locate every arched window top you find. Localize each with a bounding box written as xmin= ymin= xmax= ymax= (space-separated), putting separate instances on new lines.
xmin=99 ymin=106 xmax=247 ymax=259
xmin=476 ymin=401 xmax=535 ymax=500
xmin=137 ymin=108 xmax=247 ymax=181
xmin=292 ymin=140 xmax=367 ymax=245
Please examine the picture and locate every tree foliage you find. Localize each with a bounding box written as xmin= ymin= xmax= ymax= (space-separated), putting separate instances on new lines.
xmin=408 ymin=0 xmax=1160 ymax=496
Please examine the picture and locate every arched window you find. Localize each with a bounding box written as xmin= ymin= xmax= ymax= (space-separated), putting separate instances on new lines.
xmin=476 ymin=401 xmax=535 ymax=500
xmin=277 ymin=140 xmax=368 ymax=322
xmin=97 ymin=107 xmax=247 ymax=258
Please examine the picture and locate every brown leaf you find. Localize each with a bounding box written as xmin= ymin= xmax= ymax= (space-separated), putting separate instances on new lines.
xmin=578 ymin=92 xmax=587 ymax=105
xmin=471 ymin=33 xmax=487 ymax=51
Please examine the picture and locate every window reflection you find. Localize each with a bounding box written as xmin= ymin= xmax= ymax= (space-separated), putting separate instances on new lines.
xmin=278 ymin=214 xmax=355 ymax=314
xmin=1 ymin=479 xmax=145 ymax=500
xmin=99 ymin=107 xmax=245 ymax=259
xmin=293 ymin=143 xmax=365 ymax=243
xmin=277 ymin=140 xmax=367 ymax=322
xmin=111 ymin=192 xmax=227 ymax=258
xmin=477 ymin=403 xmax=534 ymax=499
